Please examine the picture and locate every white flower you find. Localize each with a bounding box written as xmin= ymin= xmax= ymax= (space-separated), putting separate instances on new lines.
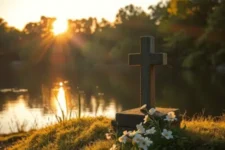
xmin=140 ymin=104 xmax=147 ymax=110
xmin=145 ymin=127 xmax=156 ymax=135
xmin=164 ymin=112 xmax=177 ymax=122
xmin=138 ymin=137 xmax=153 ymax=150
xmin=161 ymin=129 xmax=173 ymax=139
xmin=110 ymin=144 xmax=117 ymax=150
xmin=143 ymin=115 xmax=150 ymax=124
xmin=123 ymin=130 xmax=136 ymax=137
xmin=149 ymin=108 xmax=156 ymax=115
xmin=123 ymin=130 xmax=128 ymax=135
xmin=132 ymin=133 xmax=143 ymax=144
xmin=105 ymin=133 xmax=111 ymax=140
xmin=136 ymin=122 xmax=145 ymax=134
xmin=129 ymin=130 xmax=137 ymax=137
xmin=118 ymin=135 xmax=127 ymax=143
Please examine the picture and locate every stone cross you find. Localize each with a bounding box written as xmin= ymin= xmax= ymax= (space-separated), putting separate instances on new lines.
xmin=128 ymin=36 xmax=167 ymax=109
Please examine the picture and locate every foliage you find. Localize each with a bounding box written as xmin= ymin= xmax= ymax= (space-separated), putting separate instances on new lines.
xmin=1 ymin=0 xmax=225 ymax=75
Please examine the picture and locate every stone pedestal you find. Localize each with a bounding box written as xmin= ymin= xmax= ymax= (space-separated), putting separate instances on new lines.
xmin=112 ymin=107 xmax=180 ymax=131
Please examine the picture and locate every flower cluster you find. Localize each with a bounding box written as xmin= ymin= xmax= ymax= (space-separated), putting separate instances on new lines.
xmin=110 ymin=105 xmax=178 ymax=150
xmin=118 ymin=125 xmax=154 ymax=150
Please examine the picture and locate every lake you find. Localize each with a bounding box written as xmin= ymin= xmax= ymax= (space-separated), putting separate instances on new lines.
xmin=0 ymin=65 xmax=225 ymax=133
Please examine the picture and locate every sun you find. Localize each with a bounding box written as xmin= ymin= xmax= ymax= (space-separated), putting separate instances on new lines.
xmin=52 ymin=18 xmax=68 ymax=35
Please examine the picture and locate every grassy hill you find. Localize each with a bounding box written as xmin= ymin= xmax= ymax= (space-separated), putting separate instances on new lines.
xmin=0 ymin=115 xmax=225 ymax=150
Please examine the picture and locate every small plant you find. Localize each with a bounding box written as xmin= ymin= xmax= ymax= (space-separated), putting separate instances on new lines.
xmin=109 ymin=104 xmax=191 ymax=150
xmin=8 ymin=117 xmax=28 ymax=133
xmin=53 ymin=92 xmax=77 ymax=123
xmin=30 ymin=117 xmax=39 ymax=130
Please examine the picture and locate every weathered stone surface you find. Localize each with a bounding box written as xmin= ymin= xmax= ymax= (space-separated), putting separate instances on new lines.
xmin=112 ymin=107 xmax=180 ymax=130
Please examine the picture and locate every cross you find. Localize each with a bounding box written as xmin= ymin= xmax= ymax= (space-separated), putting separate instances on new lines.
xmin=128 ymin=36 xmax=167 ymax=109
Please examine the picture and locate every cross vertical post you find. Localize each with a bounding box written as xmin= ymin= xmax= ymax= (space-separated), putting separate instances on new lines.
xmin=141 ymin=37 xmax=155 ymax=108
xmin=128 ymin=36 xmax=167 ymax=109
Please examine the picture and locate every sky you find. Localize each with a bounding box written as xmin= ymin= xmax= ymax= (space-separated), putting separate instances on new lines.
xmin=0 ymin=0 xmax=162 ymax=30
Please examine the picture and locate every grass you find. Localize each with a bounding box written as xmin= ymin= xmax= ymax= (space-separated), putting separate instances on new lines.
xmin=0 ymin=115 xmax=225 ymax=150
xmin=4 ymin=117 xmax=112 ymax=150
xmin=181 ymin=114 xmax=225 ymax=149
xmin=0 ymin=132 xmax=28 ymax=149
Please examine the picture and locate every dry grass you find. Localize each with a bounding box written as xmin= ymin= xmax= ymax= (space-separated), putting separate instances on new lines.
xmin=0 ymin=132 xmax=28 ymax=149
xmin=180 ymin=113 xmax=225 ymax=149
xmin=7 ymin=117 xmax=112 ymax=150
xmin=1 ymin=114 xmax=225 ymax=150
xmin=84 ymin=140 xmax=114 ymax=150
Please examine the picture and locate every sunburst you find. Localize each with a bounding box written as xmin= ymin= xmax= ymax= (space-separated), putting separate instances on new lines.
xmin=52 ymin=19 xmax=68 ymax=35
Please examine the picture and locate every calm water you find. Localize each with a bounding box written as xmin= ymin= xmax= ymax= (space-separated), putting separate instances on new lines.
xmin=0 ymin=65 xmax=225 ymax=133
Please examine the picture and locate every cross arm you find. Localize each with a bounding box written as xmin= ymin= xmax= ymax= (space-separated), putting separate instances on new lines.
xmin=149 ymin=53 xmax=167 ymax=65
xmin=128 ymin=53 xmax=167 ymax=66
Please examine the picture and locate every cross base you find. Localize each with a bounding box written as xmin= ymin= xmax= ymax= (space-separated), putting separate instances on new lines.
xmin=111 ymin=107 xmax=181 ymax=131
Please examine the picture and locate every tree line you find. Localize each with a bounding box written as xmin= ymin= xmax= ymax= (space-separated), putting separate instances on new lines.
xmin=0 ymin=0 xmax=225 ymax=74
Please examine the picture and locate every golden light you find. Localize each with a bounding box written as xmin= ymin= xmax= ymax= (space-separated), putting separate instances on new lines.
xmin=55 ymin=86 xmax=67 ymax=117
xmin=52 ymin=18 xmax=68 ymax=35
xmin=59 ymin=82 xmax=63 ymax=87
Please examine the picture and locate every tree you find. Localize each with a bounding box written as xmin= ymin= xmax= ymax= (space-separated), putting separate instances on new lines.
xmin=198 ymin=1 xmax=225 ymax=66
xmin=157 ymin=0 xmax=218 ymax=68
xmin=0 ymin=18 xmax=21 ymax=63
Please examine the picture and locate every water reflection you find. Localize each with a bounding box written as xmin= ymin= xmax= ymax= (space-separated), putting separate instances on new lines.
xmin=55 ymin=84 xmax=67 ymax=118
xmin=0 ymin=82 xmax=121 ymax=134
xmin=0 ymin=66 xmax=225 ymax=134
xmin=0 ymin=95 xmax=54 ymax=134
xmin=81 ymin=96 xmax=120 ymax=118
xmin=50 ymin=82 xmax=121 ymax=119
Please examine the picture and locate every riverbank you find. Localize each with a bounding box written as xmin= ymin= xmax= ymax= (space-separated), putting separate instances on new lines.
xmin=0 ymin=117 xmax=114 ymax=150
xmin=1 ymin=115 xmax=225 ymax=150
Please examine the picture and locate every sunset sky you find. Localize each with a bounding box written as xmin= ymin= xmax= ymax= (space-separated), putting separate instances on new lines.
xmin=0 ymin=0 xmax=163 ymax=30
